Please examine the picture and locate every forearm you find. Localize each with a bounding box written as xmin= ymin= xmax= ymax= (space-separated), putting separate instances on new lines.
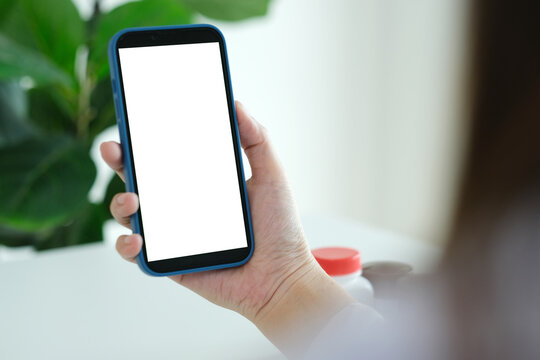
xmin=252 ymin=263 xmax=356 ymax=358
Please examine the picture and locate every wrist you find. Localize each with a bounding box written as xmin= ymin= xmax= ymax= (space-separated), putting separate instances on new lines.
xmin=252 ymin=258 xmax=356 ymax=357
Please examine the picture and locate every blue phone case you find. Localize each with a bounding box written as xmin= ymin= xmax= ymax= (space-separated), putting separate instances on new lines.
xmin=108 ymin=24 xmax=254 ymax=276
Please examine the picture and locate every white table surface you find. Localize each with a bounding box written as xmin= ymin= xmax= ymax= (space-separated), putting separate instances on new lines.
xmin=0 ymin=214 xmax=440 ymax=360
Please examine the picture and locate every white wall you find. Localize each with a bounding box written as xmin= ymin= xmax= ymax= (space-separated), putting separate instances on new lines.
xmin=87 ymin=0 xmax=470 ymax=245
xmin=370 ymin=0 xmax=470 ymax=243
xmin=215 ymin=0 xmax=469 ymax=244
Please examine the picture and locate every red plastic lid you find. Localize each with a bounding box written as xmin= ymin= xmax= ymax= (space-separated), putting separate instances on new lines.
xmin=312 ymin=247 xmax=361 ymax=276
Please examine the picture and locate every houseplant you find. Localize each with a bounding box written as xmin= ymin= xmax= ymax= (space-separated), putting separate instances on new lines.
xmin=0 ymin=0 xmax=270 ymax=250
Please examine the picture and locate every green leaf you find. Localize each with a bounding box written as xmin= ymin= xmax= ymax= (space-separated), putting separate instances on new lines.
xmin=180 ymin=0 xmax=271 ymax=21
xmin=88 ymin=76 xmax=116 ymax=140
xmin=0 ymin=82 xmax=26 ymax=119
xmin=33 ymin=203 xmax=105 ymax=250
xmin=90 ymin=0 xmax=192 ymax=80
xmin=0 ymin=2 xmax=37 ymax=49
xmin=0 ymin=82 xmax=33 ymax=146
xmin=27 ymin=87 xmax=77 ymax=136
xmin=0 ymin=0 xmax=16 ymax=24
xmin=0 ymin=0 xmax=85 ymax=77
xmin=0 ymin=226 xmax=37 ymax=247
xmin=0 ymin=136 xmax=97 ymax=231
xmin=0 ymin=203 xmax=106 ymax=250
xmin=0 ymin=35 xmax=73 ymax=87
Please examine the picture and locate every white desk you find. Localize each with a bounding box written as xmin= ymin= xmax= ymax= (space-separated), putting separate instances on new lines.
xmin=0 ymin=214 xmax=440 ymax=359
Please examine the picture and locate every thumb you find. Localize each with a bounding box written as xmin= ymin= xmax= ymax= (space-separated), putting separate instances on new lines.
xmin=235 ymin=101 xmax=284 ymax=182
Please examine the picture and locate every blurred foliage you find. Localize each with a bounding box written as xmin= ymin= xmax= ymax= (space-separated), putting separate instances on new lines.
xmin=0 ymin=0 xmax=271 ymax=250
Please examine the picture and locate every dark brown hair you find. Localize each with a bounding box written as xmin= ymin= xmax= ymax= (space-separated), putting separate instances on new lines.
xmin=443 ymin=1 xmax=540 ymax=357
xmin=446 ymin=0 xmax=540 ymax=262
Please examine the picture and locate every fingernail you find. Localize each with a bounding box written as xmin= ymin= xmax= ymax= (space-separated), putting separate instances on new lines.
xmin=124 ymin=236 xmax=132 ymax=245
xmin=117 ymin=194 xmax=126 ymax=205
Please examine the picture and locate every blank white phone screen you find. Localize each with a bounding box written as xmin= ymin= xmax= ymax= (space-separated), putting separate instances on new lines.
xmin=118 ymin=42 xmax=248 ymax=261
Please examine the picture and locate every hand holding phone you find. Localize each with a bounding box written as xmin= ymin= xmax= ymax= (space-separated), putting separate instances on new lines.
xmin=101 ymin=99 xmax=321 ymax=317
xmin=102 ymin=101 xmax=354 ymax=357
xmin=105 ymin=25 xmax=355 ymax=356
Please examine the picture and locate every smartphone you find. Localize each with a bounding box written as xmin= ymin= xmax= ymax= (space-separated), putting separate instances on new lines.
xmin=108 ymin=25 xmax=254 ymax=276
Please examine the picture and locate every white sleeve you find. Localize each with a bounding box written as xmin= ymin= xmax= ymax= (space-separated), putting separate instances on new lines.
xmin=303 ymin=303 xmax=384 ymax=360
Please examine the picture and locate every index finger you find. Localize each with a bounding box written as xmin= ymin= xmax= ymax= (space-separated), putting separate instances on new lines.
xmin=100 ymin=141 xmax=126 ymax=182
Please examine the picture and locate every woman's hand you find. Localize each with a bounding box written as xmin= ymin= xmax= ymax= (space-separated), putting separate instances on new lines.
xmin=100 ymin=102 xmax=354 ymax=356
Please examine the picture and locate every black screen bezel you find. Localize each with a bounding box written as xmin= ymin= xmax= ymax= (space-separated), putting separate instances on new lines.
xmin=114 ymin=27 xmax=252 ymax=274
